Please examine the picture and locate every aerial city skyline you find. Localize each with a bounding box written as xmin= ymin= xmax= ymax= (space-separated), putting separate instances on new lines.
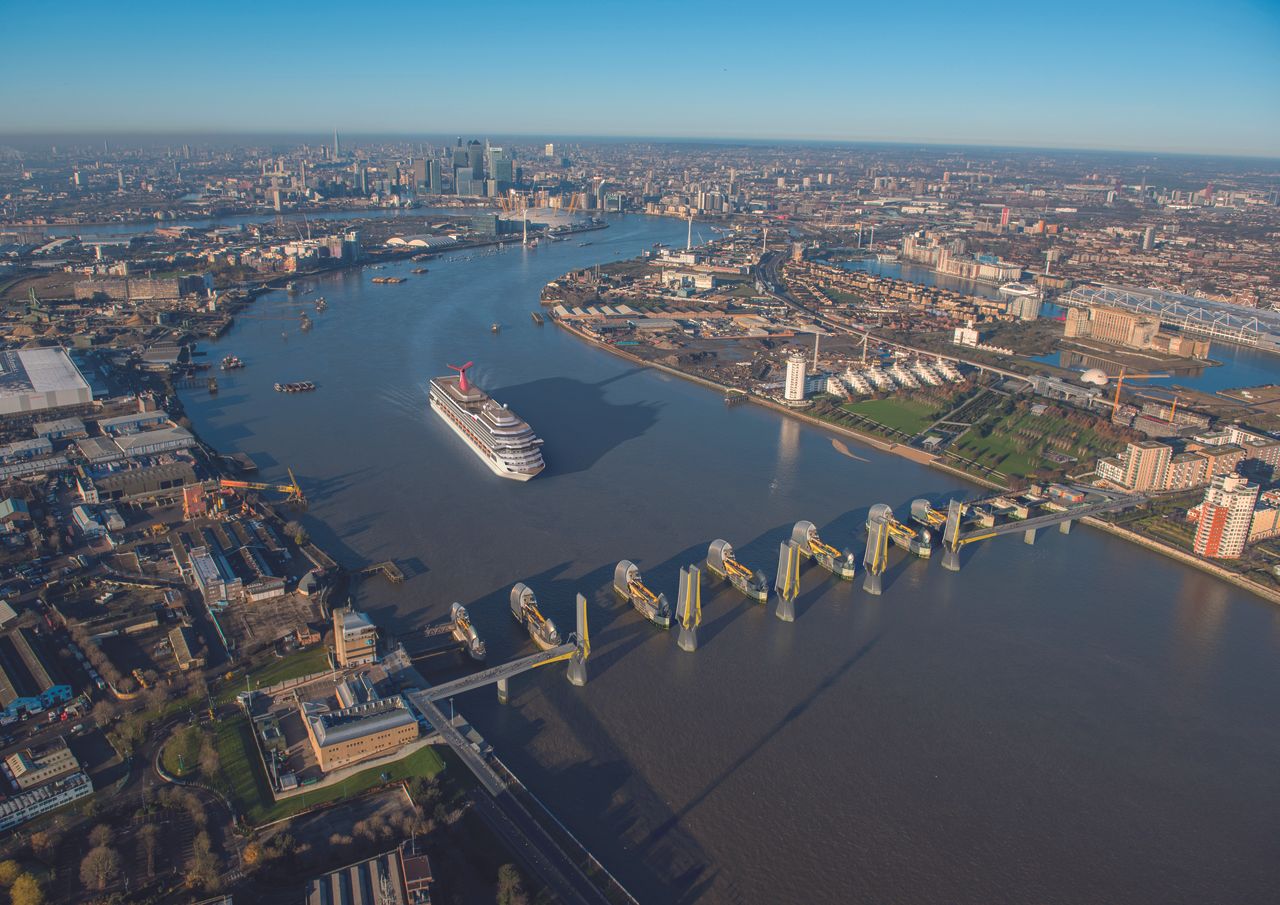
xmin=0 ymin=4 xmax=1277 ymax=905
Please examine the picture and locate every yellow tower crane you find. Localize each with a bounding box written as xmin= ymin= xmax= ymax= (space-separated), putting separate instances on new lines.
xmin=218 ymin=468 xmax=306 ymax=507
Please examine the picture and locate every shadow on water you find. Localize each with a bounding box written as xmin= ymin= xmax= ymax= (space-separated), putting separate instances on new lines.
xmin=476 ymin=697 xmax=722 ymax=904
xmin=494 ymin=372 xmax=661 ymax=476
xmin=638 ymin=635 xmax=882 ymax=851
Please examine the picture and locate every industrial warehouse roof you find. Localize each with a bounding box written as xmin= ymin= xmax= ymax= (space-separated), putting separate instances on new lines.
xmin=0 ymin=348 xmax=88 ymax=394
xmin=305 ymin=849 xmax=407 ymax=905
xmin=32 ymin=416 xmax=86 ymax=436
xmin=308 ymin=696 xmax=415 ymax=748
xmin=0 ymin=629 xmax=61 ymax=709
xmin=113 ymin=426 xmax=195 ymax=455
xmin=97 ymin=411 xmax=170 ymax=432
xmin=91 ymin=460 xmax=197 ymax=493
xmin=0 ymin=348 xmax=92 ymax=417
xmin=76 ymin=436 xmax=124 ymax=463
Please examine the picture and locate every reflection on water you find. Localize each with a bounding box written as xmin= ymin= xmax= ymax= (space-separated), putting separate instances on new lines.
xmin=1045 ymin=348 xmax=1211 ymax=382
xmin=1172 ymin=572 xmax=1230 ymax=682
xmin=1034 ymin=335 xmax=1279 ymax=393
xmin=771 ymin=416 xmax=801 ymax=496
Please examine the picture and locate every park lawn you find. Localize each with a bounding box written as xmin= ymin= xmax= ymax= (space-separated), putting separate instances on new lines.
xmin=951 ymin=431 xmax=1038 ymax=478
xmin=842 ymin=397 xmax=937 ymax=436
xmin=161 ymin=724 xmax=204 ymax=778
xmin=215 ymin=714 xmax=445 ymax=825
xmin=216 ymin=645 xmax=331 ymax=704
xmin=950 ymin=405 xmax=1127 ymax=480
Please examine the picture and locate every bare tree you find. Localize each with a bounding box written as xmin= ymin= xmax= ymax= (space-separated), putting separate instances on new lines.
xmin=189 ymin=831 xmax=220 ymax=892
xmin=198 ymin=739 xmax=220 ymax=778
xmin=88 ymin=824 xmax=112 ymax=848
xmin=91 ymin=699 xmax=117 ymax=727
xmin=29 ymin=829 xmax=61 ymax=865
xmin=139 ymin=824 xmax=160 ymax=877
xmin=79 ymin=846 xmax=121 ymax=892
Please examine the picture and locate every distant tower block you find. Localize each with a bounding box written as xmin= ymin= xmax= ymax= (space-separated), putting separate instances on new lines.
xmin=676 ymin=565 xmax=702 ymax=652
xmin=774 ymin=540 xmax=801 ymax=622
xmin=941 ymin=499 xmax=965 ymax=572
xmin=862 ymin=504 xmax=892 ymax=596
xmin=566 ymin=594 xmax=590 ymax=686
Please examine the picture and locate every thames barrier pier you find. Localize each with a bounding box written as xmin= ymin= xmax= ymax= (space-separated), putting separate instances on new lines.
xmin=775 ymin=540 xmax=802 ymax=622
xmin=862 ymin=505 xmax=891 ymax=596
xmin=706 ymin=538 xmax=769 ymax=601
xmin=676 ymin=565 xmax=702 ymax=652
xmin=613 ymin=560 xmax=673 ymax=627
xmin=791 ymin=520 xmax=857 ymax=580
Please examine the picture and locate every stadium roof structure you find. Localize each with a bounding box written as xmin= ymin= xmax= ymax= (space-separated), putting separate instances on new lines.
xmin=1059 ymin=284 xmax=1280 ymax=350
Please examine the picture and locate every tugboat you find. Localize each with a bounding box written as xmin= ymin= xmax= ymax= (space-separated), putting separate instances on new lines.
xmin=490 ymin=322 xmax=501 ymax=333
xmin=299 ymin=312 xmax=313 ymax=332
xmin=286 ymin=281 xmax=299 ymax=294
xmin=207 ymin=377 xmax=218 ymax=394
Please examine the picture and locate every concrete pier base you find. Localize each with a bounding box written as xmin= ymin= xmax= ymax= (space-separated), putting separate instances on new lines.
xmin=677 ymin=624 xmax=699 ymax=652
xmin=1059 ymin=519 xmax=1072 ymax=535
xmin=1023 ymin=528 xmax=1037 ymax=545
xmin=566 ymin=654 xmax=588 ymax=687
xmin=775 ymin=596 xmax=795 ymax=622
xmin=941 ymin=547 xmax=961 ymax=572
xmin=862 ymin=571 xmax=883 ymax=596
xmin=496 ymin=677 xmax=509 ymax=704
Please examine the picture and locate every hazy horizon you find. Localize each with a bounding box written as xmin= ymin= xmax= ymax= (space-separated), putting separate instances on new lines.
xmin=3 ymin=0 xmax=1277 ymax=158
xmin=1 ymin=131 xmax=1277 ymax=163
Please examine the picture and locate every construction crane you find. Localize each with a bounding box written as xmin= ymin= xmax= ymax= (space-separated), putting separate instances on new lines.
xmin=218 ymin=468 xmax=306 ymax=507
xmin=1109 ymin=367 xmax=1170 ymax=412
xmin=1132 ymin=390 xmax=1184 ymax=423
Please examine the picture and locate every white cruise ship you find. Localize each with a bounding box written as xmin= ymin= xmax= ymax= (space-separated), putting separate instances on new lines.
xmin=429 ymin=362 xmax=545 ymax=481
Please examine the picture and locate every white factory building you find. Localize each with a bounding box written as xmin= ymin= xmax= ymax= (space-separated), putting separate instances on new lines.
xmin=0 ymin=348 xmax=92 ymax=417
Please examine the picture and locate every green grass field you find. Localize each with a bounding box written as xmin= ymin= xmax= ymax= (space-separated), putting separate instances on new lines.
xmin=215 ymin=646 xmax=331 ymax=705
xmin=215 ymin=714 xmax=445 ymax=825
xmin=161 ymin=724 xmax=204 ymax=778
xmin=950 ymin=404 xmax=1125 ymax=480
xmin=842 ymin=397 xmax=938 ymax=436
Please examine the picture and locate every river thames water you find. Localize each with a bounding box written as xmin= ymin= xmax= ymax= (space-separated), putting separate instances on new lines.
xmin=181 ymin=215 xmax=1280 ymax=904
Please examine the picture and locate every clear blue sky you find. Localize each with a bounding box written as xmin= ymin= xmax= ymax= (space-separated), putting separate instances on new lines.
xmin=3 ymin=0 xmax=1278 ymax=156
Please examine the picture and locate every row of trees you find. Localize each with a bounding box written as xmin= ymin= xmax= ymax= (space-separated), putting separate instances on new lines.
xmin=0 ymin=860 xmax=45 ymax=905
xmin=67 ymin=621 xmax=132 ymax=692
